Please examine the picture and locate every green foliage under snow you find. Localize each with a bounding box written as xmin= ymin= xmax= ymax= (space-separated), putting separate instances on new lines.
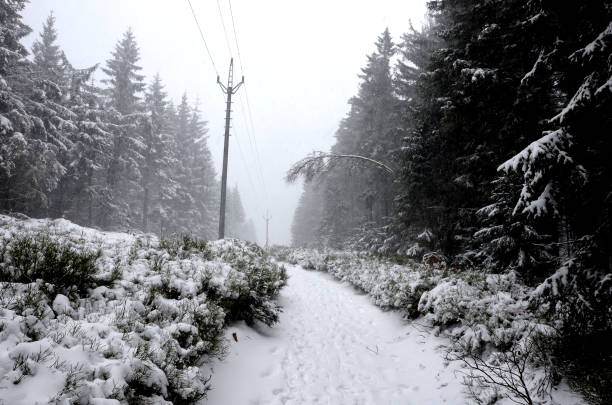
xmin=272 ymin=246 xmax=580 ymax=405
xmin=0 ymin=215 xmax=286 ymax=404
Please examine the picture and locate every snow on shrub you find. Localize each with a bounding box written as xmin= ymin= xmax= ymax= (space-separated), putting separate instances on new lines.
xmin=273 ymin=246 xmax=444 ymax=314
xmin=0 ymin=215 xmax=286 ymax=404
xmin=273 ymin=246 xmax=571 ymax=404
xmin=275 ymin=247 xmax=545 ymax=349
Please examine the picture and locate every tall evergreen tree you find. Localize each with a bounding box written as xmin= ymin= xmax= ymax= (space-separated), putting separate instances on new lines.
xmin=159 ymin=100 xmax=180 ymax=237
xmin=31 ymin=12 xmax=64 ymax=86
xmin=497 ymin=3 xmax=612 ymax=399
xmin=0 ymin=1 xmax=69 ymax=216
xmin=187 ymin=103 xmax=217 ymax=239
xmin=226 ymin=185 xmax=246 ymax=239
xmin=141 ymin=74 xmax=168 ymax=232
xmin=170 ymin=93 xmax=195 ymax=234
xmin=102 ymin=29 xmax=146 ymax=228
xmin=318 ymin=29 xmax=398 ymax=248
xmin=102 ymin=28 xmax=145 ymax=115
xmin=291 ymin=182 xmax=324 ymax=248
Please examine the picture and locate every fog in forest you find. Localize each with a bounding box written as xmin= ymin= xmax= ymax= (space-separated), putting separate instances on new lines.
xmin=20 ymin=0 xmax=427 ymax=244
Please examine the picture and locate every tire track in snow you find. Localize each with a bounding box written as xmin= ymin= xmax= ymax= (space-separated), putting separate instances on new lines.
xmin=205 ymin=264 xmax=467 ymax=404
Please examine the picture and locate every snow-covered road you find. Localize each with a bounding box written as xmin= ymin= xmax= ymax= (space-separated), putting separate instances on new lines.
xmin=205 ymin=264 xmax=466 ymax=404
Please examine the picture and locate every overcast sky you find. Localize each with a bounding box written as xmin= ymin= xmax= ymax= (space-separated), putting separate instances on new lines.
xmin=22 ymin=0 xmax=427 ymax=245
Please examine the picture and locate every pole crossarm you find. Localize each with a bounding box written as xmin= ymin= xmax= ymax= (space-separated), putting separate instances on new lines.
xmin=217 ymin=76 xmax=227 ymax=93
xmin=231 ymin=78 xmax=244 ymax=94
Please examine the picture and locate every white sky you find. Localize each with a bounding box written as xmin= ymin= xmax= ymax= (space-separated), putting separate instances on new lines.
xmin=22 ymin=0 xmax=427 ymax=245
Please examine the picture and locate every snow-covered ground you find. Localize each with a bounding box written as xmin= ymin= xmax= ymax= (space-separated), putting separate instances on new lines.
xmin=0 ymin=215 xmax=286 ymax=404
xmin=206 ymin=264 xmax=466 ymax=404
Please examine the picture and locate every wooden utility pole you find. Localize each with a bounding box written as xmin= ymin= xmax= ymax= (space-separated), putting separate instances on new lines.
xmin=217 ymin=58 xmax=244 ymax=239
xmin=263 ymin=210 xmax=271 ymax=250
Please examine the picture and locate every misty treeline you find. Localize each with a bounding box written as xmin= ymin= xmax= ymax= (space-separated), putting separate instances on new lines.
xmin=292 ymin=0 xmax=611 ymax=399
xmin=0 ymin=1 xmax=255 ymax=241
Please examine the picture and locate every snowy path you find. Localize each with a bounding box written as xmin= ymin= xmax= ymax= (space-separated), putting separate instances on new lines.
xmin=205 ymin=264 xmax=466 ymax=404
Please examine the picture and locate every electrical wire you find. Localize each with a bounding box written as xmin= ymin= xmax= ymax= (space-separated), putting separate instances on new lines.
xmin=226 ymin=0 xmax=270 ymax=204
xmin=231 ymin=128 xmax=263 ymax=215
xmin=227 ymin=0 xmax=245 ymax=74
xmin=186 ymin=0 xmax=219 ymax=76
xmin=216 ymin=0 xmax=234 ymax=58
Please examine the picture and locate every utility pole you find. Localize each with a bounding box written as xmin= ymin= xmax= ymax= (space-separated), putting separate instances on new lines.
xmin=263 ymin=210 xmax=271 ymax=250
xmin=217 ymin=58 xmax=244 ymax=239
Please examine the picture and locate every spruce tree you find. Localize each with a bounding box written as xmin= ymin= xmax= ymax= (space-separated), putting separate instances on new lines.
xmin=141 ymin=74 xmax=168 ymax=232
xmin=31 ymin=12 xmax=64 ymax=85
xmin=319 ymin=29 xmax=398 ymax=248
xmin=0 ymin=1 xmax=68 ymax=216
xmin=498 ymin=3 xmax=612 ymax=399
xmin=52 ymin=58 xmax=113 ymax=227
xmin=159 ymin=100 xmax=180 ymax=237
xmin=102 ymin=28 xmax=145 ymax=115
xmin=102 ymin=29 xmax=146 ymax=228
xmin=170 ymin=93 xmax=195 ymax=234
xmin=187 ymin=103 xmax=217 ymax=239
xmin=291 ymin=182 xmax=324 ymax=248
xmin=226 ymin=185 xmax=246 ymax=239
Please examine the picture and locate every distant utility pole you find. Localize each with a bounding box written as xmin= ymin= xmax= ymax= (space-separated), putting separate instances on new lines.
xmin=263 ymin=210 xmax=271 ymax=250
xmin=217 ymin=58 xmax=244 ymax=239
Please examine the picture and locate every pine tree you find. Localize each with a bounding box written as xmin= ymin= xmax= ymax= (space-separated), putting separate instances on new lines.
xmin=498 ymin=4 xmax=612 ymax=399
xmin=102 ymin=29 xmax=146 ymax=228
xmin=169 ymin=93 xmax=196 ymax=235
xmin=393 ymin=0 xmax=561 ymax=259
xmin=102 ymin=28 xmax=145 ymax=115
xmin=0 ymin=1 xmax=69 ymax=216
xmin=291 ymin=182 xmax=324 ymax=248
xmin=141 ymin=74 xmax=168 ymax=232
xmin=187 ymin=103 xmax=217 ymax=239
xmin=31 ymin=12 xmax=64 ymax=86
xmin=53 ymin=58 xmax=113 ymax=226
xmin=159 ymin=100 xmax=180 ymax=237
xmin=319 ymin=29 xmax=398 ymax=248
xmin=226 ymin=185 xmax=246 ymax=239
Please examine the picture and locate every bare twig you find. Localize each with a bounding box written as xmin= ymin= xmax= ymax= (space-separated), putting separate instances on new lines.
xmin=366 ymin=345 xmax=379 ymax=355
xmin=447 ymin=326 xmax=552 ymax=405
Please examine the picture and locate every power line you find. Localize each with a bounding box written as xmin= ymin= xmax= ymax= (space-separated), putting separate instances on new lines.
xmin=225 ymin=0 xmax=269 ymax=204
xmin=216 ymin=0 xmax=234 ymax=58
xmin=232 ymin=127 xmax=263 ymax=214
xmin=241 ymin=87 xmax=269 ymax=201
xmin=227 ymin=0 xmax=245 ymax=74
xmin=217 ymin=0 xmax=267 ymax=205
xmin=186 ymin=0 xmax=219 ymax=76
xmin=237 ymin=92 xmax=269 ymax=204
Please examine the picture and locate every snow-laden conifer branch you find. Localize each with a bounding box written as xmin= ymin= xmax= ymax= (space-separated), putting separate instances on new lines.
xmin=286 ymin=151 xmax=395 ymax=183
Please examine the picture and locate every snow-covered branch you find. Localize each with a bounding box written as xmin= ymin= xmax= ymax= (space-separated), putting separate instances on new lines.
xmin=286 ymin=151 xmax=395 ymax=183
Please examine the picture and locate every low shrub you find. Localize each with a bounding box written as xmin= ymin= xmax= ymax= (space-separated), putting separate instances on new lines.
xmin=0 ymin=231 xmax=102 ymax=298
xmin=0 ymin=215 xmax=287 ymax=404
xmin=274 ymin=246 xmax=583 ymax=405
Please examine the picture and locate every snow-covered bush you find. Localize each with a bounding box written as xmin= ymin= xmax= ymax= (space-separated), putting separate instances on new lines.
xmin=274 ymin=247 xmax=566 ymax=404
xmin=0 ymin=231 xmax=109 ymax=298
xmin=0 ymin=215 xmax=286 ymax=404
xmin=274 ymin=246 xmax=445 ymax=313
xmin=450 ymin=326 xmax=555 ymax=405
